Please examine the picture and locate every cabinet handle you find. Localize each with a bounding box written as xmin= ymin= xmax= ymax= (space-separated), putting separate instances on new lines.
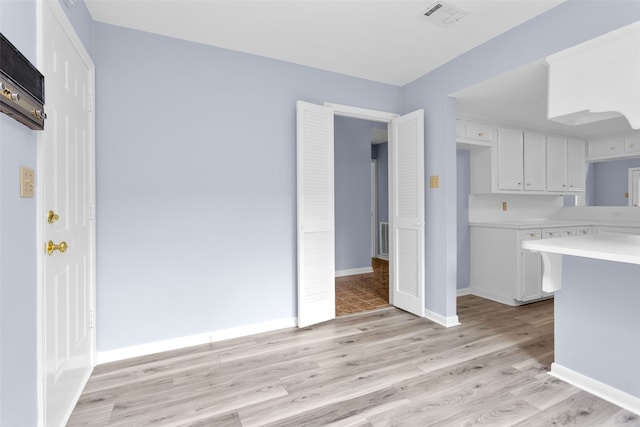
xmin=569 ymin=184 xmax=574 ymax=188
xmin=478 ymin=132 xmax=484 ymax=137
xmin=562 ymin=184 xmax=566 ymax=187
xmin=517 ymin=182 xmax=522 ymax=186
xmin=610 ymin=146 xmax=616 ymax=150
xmin=630 ymin=144 xmax=635 ymax=148
xmin=526 ymin=183 xmax=531 ymax=186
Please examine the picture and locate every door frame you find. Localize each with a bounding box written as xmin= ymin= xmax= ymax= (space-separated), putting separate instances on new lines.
xmin=324 ymin=103 xmax=399 ymax=305
xmin=629 ymin=167 xmax=640 ymax=207
xmin=37 ymin=1 xmax=97 ymax=424
xmin=370 ymin=159 xmax=377 ymax=258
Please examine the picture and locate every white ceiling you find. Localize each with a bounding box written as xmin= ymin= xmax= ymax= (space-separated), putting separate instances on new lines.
xmin=83 ymin=0 xmax=565 ymax=86
xmin=453 ymin=59 xmax=636 ymax=139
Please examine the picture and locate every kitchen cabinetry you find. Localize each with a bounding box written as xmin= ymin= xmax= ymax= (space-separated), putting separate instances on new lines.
xmin=496 ymin=128 xmax=524 ymax=190
xmin=456 ymin=119 xmax=495 ymax=149
xmin=467 ymin=120 xmax=586 ymax=195
xmin=546 ymin=136 xmax=585 ymax=192
xmin=470 ymin=224 xmax=593 ymax=305
xmin=587 ymin=132 xmax=640 ymax=161
xmin=523 ymin=132 xmax=546 ymax=191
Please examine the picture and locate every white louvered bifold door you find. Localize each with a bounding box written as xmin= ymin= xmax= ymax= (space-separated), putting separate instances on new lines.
xmin=296 ymin=101 xmax=335 ymax=327
xmin=390 ymin=110 xmax=425 ymax=317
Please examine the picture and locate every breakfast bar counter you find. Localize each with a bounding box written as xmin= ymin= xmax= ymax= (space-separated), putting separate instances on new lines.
xmin=522 ymin=234 xmax=640 ymax=415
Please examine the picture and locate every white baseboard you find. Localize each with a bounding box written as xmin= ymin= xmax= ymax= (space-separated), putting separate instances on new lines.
xmin=424 ymin=310 xmax=460 ymax=328
xmin=335 ymin=267 xmax=373 ymax=277
xmin=551 ymin=363 xmax=640 ymax=416
xmin=457 ymin=287 xmax=472 ymax=296
xmin=97 ymin=317 xmax=297 ymax=365
xmin=375 ymin=254 xmax=389 ymax=261
xmin=468 ymin=288 xmax=519 ymax=306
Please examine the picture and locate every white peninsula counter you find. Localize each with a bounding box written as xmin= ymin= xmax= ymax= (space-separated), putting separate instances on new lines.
xmin=522 ymin=234 xmax=640 ymax=415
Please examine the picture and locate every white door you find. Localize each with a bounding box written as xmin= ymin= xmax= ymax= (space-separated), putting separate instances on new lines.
xmin=41 ymin=1 xmax=96 ymax=425
xmin=546 ymin=136 xmax=568 ymax=192
xmin=630 ymin=168 xmax=640 ymax=207
xmin=296 ymin=101 xmax=335 ymax=327
xmin=389 ymin=110 xmax=425 ymax=316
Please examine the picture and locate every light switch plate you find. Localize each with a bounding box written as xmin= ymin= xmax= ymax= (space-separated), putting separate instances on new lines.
xmin=20 ymin=166 xmax=34 ymax=198
xmin=429 ymin=175 xmax=440 ymax=188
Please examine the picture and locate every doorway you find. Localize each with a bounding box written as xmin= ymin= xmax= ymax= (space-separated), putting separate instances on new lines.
xmin=334 ymin=122 xmax=390 ymax=316
xmin=296 ymin=101 xmax=425 ymax=327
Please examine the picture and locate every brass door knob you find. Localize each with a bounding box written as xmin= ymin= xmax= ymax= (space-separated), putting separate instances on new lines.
xmin=47 ymin=210 xmax=59 ymax=224
xmin=47 ymin=240 xmax=68 ymax=255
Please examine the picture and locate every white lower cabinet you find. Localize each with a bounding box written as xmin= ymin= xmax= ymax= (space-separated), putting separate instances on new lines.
xmin=471 ymin=225 xmax=592 ymax=305
xmin=521 ymin=230 xmax=542 ymax=302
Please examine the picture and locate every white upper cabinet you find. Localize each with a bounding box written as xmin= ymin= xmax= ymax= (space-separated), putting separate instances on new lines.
xmin=466 ymin=119 xmax=586 ymax=195
xmin=523 ymin=132 xmax=546 ymax=191
xmin=496 ymin=128 xmax=524 ymax=191
xmin=546 ymin=136 xmax=567 ymax=192
xmin=586 ymin=133 xmax=640 ymax=161
xmin=567 ymin=138 xmax=586 ymax=192
xmin=546 ymin=136 xmax=585 ymax=193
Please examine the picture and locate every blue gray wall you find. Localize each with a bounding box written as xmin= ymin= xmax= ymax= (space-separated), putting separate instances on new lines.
xmin=586 ymin=158 xmax=640 ymax=206
xmin=334 ymin=117 xmax=374 ymax=271
xmin=0 ymin=1 xmax=39 ymax=425
xmin=401 ymin=0 xmax=640 ymax=319
xmin=456 ymin=150 xmax=470 ymax=290
xmin=556 ymin=256 xmax=640 ymax=397
xmin=93 ymin=22 xmax=401 ymax=350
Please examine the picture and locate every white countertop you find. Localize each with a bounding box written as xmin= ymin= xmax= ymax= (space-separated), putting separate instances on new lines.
xmin=469 ymin=220 xmax=594 ymax=229
xmin=522 ymin=234 xmax=640 ymax=265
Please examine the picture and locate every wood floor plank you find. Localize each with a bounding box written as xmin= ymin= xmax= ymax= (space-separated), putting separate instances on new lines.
xmin=67 ymin=296 xmax=639 ymax=426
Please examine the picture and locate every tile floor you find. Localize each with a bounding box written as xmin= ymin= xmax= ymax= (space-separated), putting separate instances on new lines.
xmin=335 ymin=258 xmax=389 ymax=316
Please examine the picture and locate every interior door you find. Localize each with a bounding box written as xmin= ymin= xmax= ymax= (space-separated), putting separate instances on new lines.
xmin=390 ymin=110 xmax=425 ymax=316
xmin=42 ymin=2 xmax=96 ymax=425
xmin=296 ymin=101 xmax=335 ymax=327
xmin=630 ymin=168 xmax=640 ymax=207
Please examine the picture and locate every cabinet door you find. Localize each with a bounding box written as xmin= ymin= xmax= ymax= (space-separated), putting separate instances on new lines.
xmin=567 ymin=138 xmax=585 ymax=191
xmin=523 ymin=132 xmax=546 ymax=191
xmin=546 ymin=136 xmax=567 ymax=192
xmin=587 ymin=136 xmax=624 ymax=160
xmin=521 ymin=230 xmax=542 ymax=301
xmin=626 ymin=134 xmax=640 ymax=154
xmin=497 ymin=128 xmax=523 ymax=190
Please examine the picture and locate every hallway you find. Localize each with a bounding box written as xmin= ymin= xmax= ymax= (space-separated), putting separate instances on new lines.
xmin=335 ymin=258 xmax=389 ymax=316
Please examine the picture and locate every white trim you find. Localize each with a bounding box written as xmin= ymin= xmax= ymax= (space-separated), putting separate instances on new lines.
xmin=551 ymin=363 xmax=640 ymax=416
xmin=457 ymin=287 xmax=473 ymax=296
xmin=335 ymin=267 xmax=374 ymax=277
xmin=469 ymin=288 xmax=519 ymax=306
xmin=371 ymin=160 xmax=377 ymax=259
xmin=325 ymin=102 xmax=399 ymax=122
xmin=375 ymin=254 xmax=389 ymax=261
xmin=424 ymin=310 xmax=461 ymax=328
xmin=97 ymin=317 xmax=297 ymax=365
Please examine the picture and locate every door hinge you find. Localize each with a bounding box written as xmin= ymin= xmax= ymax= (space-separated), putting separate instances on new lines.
xmin=86 ymin=95 xmax=94 ymax=112
xmin=89 ymin=310 xmax=94 ymax=329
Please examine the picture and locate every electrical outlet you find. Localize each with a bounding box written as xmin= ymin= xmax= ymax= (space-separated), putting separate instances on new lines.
xmin=20 ymin=166 xmax=34 ymax=198
xmin=502 ymin=201 xmax=507 ymax=211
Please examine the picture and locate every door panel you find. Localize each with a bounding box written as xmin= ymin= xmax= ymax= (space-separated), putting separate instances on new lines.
xmin=42 ymin=2 xmax=95 ymax=425
xmin=296 ymin=101 xmax=335 ymax=327
xmin=390 ymin=110 xmax=425 ymax=316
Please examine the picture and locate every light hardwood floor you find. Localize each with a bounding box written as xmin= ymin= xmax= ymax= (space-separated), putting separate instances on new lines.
xmin=68 ymin=296 xmax=640 ymax=426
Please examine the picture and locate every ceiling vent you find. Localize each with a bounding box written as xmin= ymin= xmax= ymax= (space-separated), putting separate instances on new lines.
xmin=420 ymin=2 xmax=468 ymax=27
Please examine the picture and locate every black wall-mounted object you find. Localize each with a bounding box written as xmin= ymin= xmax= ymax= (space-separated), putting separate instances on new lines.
xmin=0 ymin=33 xmax=46 ymax=130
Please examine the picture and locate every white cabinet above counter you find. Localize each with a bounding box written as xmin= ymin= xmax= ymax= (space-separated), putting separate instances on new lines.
xmin=460 ymin=121 xmax=586 ymax=196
